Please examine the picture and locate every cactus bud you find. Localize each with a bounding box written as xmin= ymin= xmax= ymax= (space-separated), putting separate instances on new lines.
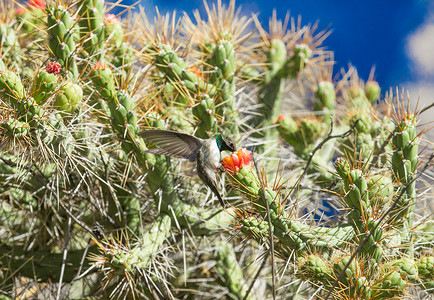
xmin=54 ymin=81 xmax=83 ymax=115
xmin=365 ymin=81 xmax=381 ymax=103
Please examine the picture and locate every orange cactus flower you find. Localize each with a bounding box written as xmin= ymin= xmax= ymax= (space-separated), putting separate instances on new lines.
xmin=222 ymin=148 xmax=252 ymax=175
xmin=94 ymin=62 xmax=107 ymax=70
xmin=188 ymin=66 xmax=203 ymax=79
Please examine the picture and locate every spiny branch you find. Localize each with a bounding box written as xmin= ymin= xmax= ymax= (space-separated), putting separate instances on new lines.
xmin=324 ymin=152 xmax=434 ymax=300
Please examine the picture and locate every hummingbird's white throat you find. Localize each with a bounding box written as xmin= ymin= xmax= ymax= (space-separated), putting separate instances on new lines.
xmin=206 ymin=139 xmax=221 ymax=169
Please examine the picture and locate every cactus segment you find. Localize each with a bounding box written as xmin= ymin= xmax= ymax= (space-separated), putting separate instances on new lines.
xmin=54 ymin=81 xmax=83 ymax=115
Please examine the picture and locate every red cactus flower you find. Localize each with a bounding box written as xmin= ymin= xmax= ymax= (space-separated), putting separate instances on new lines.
xmin=277 ymin=115 xmax=286 ymax=122
xmin=94 ymin=62 xmax=107 ymax=70
xmin=222 ymin=148 xmax=252 ymax=175
xmin=104 ymin=14 xmax=119 ymax=25
xmin=16 ymin=6 xmax=26 ymax=15
xmin=46 ymin=62 xmax=62 ymax=74
xmin=28 ymin=0 xmax=46 ymax=9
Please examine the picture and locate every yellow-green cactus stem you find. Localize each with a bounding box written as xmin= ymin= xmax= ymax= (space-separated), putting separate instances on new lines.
xmin=364 ymin=218 xmax=384 ymax=263
xmin=390 ymin=258 xmax=418 ymax=282
xmin=283 ymin=44 xmax=312 ymax=78
xmin=334 ymin=160 xmax=369 ymax=211
xmin=112 ymin=183 xmax=141 ymax=231
xmin=155 ymin=44 xmax=212 ymax=96
xmin=314 ymin=81 xmax=336 ymax=119
xmin=133 ymin=214 xmax=171 ymax=266
xmin=32 ymin=62 xmax=61 ymax=105
xmin=298 ymin=254 xmax=332 ymax=283
xmin=91 ymin=62 xmax=116 ymax=99
xmin=372 ymin=116 xmax=394 ymax=167
xmin=348 ymin=85 xmax=371 ymax=111
xmin=223 ymin=150 xmax=354 ymax=252
xmin=104 ymin=14 xmax=133 ymax=71
xmin=54 ymin=81 xmax=83 ymax=115
xmin=0 ymin=71 xmax=41 ymax=123
xmin=192 ymin=94 xmax=218 ymax=138
xmin=416 ymin=256 xmax=434 ymax=290
xmin=104 ymin=14 xmax=123 ymax=48
xmin=276 ymin=115 xmax=298 ymax=145
xmin=331 ymin=257 xmax=373 ymax=298
xmin=46 ymin=5 xmax=79 ymax=80
xmin=391 ymin=114 xmax=418 ymax=231
xmin=108 ymin=90 xmax=147 ymax=161
xmin=95 ymin=214 xmax=171 ymax=280
xmin=251 ymin=39 xmax=287 ymax=153
xmin=365 ymin=80 xmax=381 ymax=103
xmin=91 ymin=62 xmax=146 ymax=161
xmin=392 ymin=116 xmax=418 ymax=183
xmin=207 ymin=38 xmax=239 ymax=136
xmin=239 ymin=215 xmax=270 ymax=241
xmin=350 ymin=112 xmax=372 ymax=134
xmin=259 ymin=41 xmax=287 ymax=121
xmin=78 ymin=0 xmax=105 ymax=59
xmin=332 ymin=256 xmax=358 ymax=288
xmin=0 ymin=119 xmax=30 ymax=137
xmin=334 ymin=158 xmax=384 ymax=263
xmin=216 ymin=243 xmax=251 ymax=300
xmin=0 ymin=24 xmax=22 ymax=66
xmin=334 ymin=157 xmax=351 ymax=179
xmin=367 ymin=175 xmax=393 ymax=207
xmin=278 ymin=116 xmax=328 ymax=159
xmin=0 ymin=70 xmax=25 ymax=105
xmin=340 ymin=132 xmax=375 ymax=166
xmin=372 ymin=270 xmax=406 ymax=299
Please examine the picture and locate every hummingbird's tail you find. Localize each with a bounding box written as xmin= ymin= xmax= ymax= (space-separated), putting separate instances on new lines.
xmin=210 ymin=186 xmax=225 ymax=208
xmin=197 ymin=167 xmax=226 ymax=208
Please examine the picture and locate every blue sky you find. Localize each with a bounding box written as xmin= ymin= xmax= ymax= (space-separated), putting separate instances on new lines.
xmin=121 ymin=1 xmax=431 ymax=87
xmin=117 ymin=0 xmax=434 ymax=125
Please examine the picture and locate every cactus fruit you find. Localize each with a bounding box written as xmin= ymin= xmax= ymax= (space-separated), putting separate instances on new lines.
xmin=32 ymin=62 xmax=60 ymax=105
xmin=365 ymin=80 xmax=381 ymax=103
xmin=54 ymin=81 xmax=83 ymax=115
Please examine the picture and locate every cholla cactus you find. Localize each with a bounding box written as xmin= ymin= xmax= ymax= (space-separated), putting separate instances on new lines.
xmin=0 ymin=0 xmax=432 ymax=299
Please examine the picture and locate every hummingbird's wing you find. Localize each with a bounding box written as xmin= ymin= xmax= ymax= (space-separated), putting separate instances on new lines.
xmin=140 ymin=129 xmax=204 ymax=162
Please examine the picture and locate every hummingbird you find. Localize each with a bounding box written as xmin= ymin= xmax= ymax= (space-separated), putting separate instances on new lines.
xmin=139 ymin=129 xmax=236 ymax=207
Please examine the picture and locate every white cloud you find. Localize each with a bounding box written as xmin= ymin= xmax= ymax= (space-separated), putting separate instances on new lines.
xmin=405 ymin=12 xmax=434 ymax=142
xmin=405 ymin=83 xmax=434 ymax=142
xmin=407 ymin=22 xmax=434 ymax=76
